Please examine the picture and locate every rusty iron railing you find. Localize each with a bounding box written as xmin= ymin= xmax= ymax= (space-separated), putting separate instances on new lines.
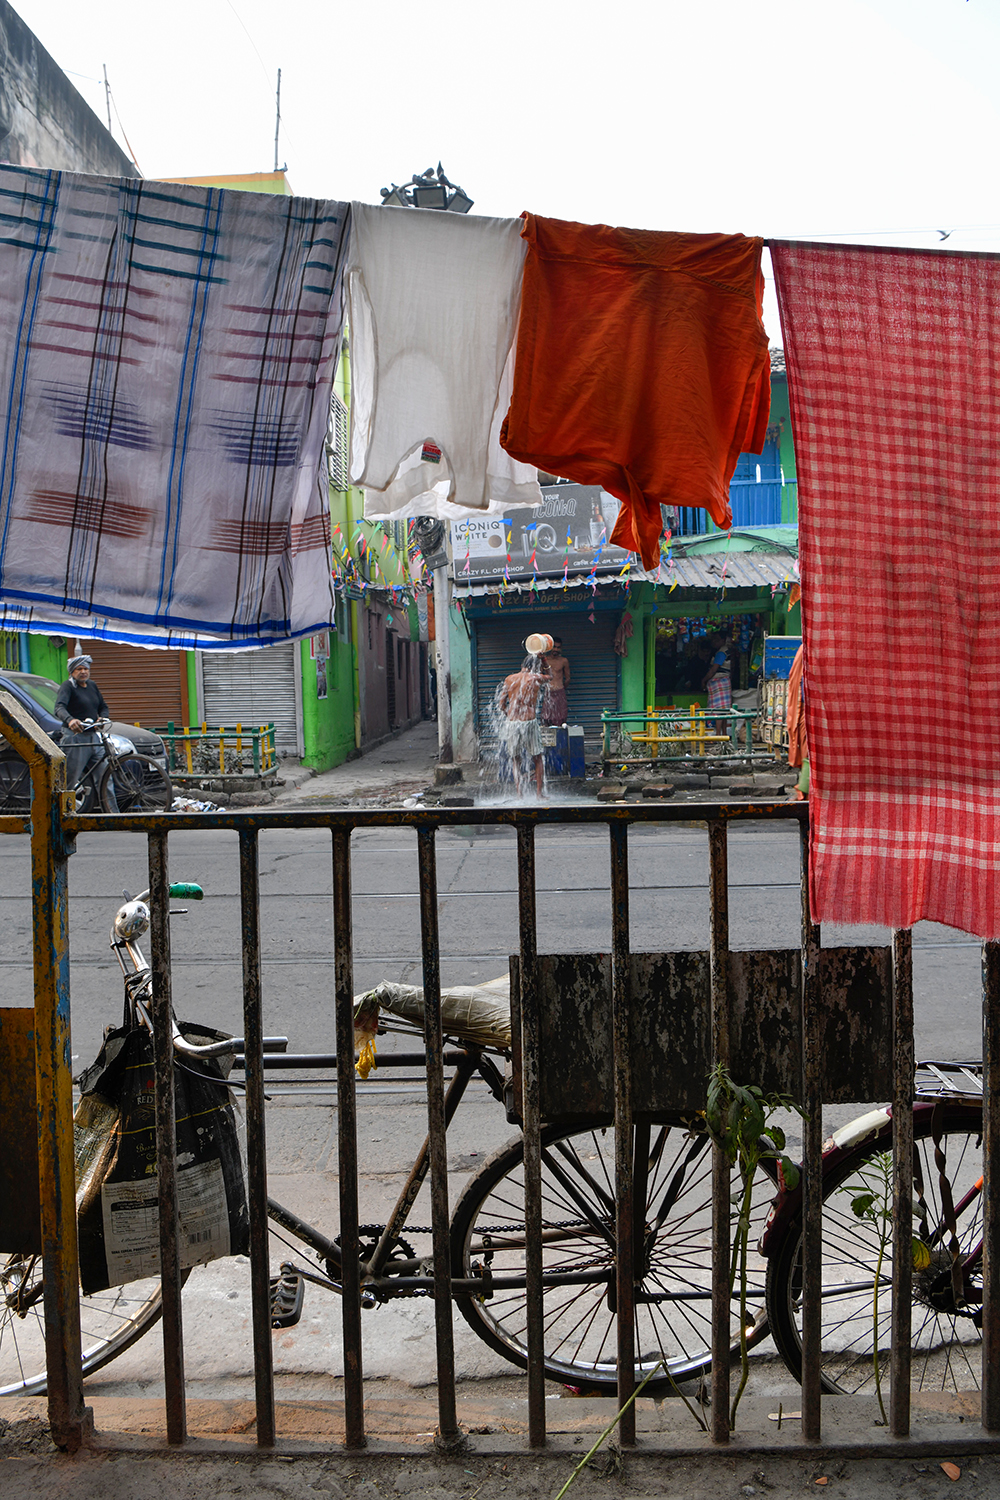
xmin=4 ymin=679 xmax=1000 ymax=1457
xmin=0 ymin=691 xmax=88 ymax=1451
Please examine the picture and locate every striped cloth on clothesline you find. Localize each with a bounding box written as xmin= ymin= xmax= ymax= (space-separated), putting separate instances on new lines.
xmin=0 ymin=166 xmax=349 ymax=648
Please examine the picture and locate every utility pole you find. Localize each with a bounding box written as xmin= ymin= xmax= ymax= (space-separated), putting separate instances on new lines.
xmin=103 ymin=65 xmax=112 ymax=134
xmin=433 ymin=563 xmax=453 ymax=764
xmin=274 ymin=69 xmax=281 ymax=174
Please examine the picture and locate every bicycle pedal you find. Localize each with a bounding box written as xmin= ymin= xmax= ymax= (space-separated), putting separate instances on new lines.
xmin=269 ymin=1269 xmax=305 ymax=1329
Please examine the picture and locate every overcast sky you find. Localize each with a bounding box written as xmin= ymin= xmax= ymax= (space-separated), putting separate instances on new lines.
xmin=11 ymin=0 xmax=1000 ymax=342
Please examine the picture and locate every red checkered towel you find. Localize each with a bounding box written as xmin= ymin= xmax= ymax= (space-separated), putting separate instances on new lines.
xmin=772 ymin=241 xmax=1000 ymax=938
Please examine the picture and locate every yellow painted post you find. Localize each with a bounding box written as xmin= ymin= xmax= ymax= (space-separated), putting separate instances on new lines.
xmin=236 ymin=722 xmax=243 ymax=754
xmin=184 ymin=728 xmax=193 ymax=774
xmin=645 ymin=705 xmax=659 ymax=759
xmin=0 ymin=692 xmax=88 ymax=1451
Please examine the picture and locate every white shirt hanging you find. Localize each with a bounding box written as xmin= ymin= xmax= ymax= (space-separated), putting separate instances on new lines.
xmin=347 ymin=202 xmax=541 ymax=520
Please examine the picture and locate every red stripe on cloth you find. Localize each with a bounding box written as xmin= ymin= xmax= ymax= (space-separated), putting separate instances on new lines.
xmin=771 ymin=241 xmax=1000 ymax=938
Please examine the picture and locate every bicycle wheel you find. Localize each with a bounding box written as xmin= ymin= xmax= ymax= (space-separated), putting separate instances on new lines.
xmin=0 ymin=756 xmax=31 ymax=814
xmin=450 ymin=1121 xmax=777 ymax=1393
xmin=102 ymin=755 xmax=172 ymax=813
xmin=764 ymin=1103 xmax=983 ymax=1395
xmin=0 ymin=1253 xmax=186 ymax=1396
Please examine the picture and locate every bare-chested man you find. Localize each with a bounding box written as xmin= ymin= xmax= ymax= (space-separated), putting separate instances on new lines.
xmin=541 ymin=637 xmax=571 ymax=726
xmin=496 ymin=665 xmax=547 ymax=796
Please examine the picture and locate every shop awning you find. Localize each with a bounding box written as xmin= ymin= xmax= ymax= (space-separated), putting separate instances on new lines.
xmin=452 ymin=543 xmax=798 ymax=598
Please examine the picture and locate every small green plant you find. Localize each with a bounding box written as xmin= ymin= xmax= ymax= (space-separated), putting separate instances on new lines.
xmin=841 ymin=1150 xmax=892 ymax=1423
xmin=704 ymin=1063 xmax=805 ymax=1429
xmin=840 ymin=1150 xmax=932 ymax=1425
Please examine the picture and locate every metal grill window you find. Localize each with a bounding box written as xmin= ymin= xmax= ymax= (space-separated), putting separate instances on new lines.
xmin=327 ymin=391 xmax=350 ymax=491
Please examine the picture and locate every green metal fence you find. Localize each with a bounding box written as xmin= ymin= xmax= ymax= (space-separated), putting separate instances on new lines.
xmin=153 ymin=722 xmax=277 ymax=777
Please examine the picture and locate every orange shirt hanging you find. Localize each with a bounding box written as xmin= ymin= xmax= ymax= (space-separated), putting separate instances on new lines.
xmin=499 ymin=216 xmax=771 ymax=570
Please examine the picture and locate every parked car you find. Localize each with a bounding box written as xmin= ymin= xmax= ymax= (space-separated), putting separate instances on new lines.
xmin=0 ymin=672 xmax=169 ymax=764
xmin=0 ymin=671 xmax=169 ymax=810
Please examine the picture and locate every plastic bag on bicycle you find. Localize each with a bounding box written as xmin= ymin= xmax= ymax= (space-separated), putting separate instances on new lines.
xmin=73 ymin=1020 xmax=249 ymax=1294
xmin=356 ymin=977 xmax=512 ymax=1052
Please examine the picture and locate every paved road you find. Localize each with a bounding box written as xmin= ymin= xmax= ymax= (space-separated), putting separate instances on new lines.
xmin=0 ymin=817 xmax=986 ymax=1398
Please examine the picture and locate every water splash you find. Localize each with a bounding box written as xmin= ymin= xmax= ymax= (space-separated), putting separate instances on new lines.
xmin=481 ymin=652 xmax=549 ymax=802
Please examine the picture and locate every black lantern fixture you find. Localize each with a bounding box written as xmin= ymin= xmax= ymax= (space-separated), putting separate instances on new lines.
xmin=379 ymin=163 xmax=473 ymax=214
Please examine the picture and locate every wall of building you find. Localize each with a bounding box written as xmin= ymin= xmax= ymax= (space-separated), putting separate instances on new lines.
xmin=27 ymin=634 xmax=67 ymax=684
xmin=299 ymin=622 xmax=356 ymax=770
xmin=770 ymin=374 xmax=799 ymax=525
xmin=0 ymin=1 xmax=134 ymax=176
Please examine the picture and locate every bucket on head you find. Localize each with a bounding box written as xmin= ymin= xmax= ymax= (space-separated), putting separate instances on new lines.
xmin=524 ymin=632 xmax=554 ymax=655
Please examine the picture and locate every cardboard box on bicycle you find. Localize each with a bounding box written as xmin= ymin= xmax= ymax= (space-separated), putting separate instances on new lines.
xmin=507 ymin=946 xmax=893 ymax=1127
xmin=73 ymin=1020 xmax=249 ymax=1294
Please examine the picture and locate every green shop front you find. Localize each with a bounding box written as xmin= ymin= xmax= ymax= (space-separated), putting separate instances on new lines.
xmin=449 ymin=489 xmax=799 ymax=760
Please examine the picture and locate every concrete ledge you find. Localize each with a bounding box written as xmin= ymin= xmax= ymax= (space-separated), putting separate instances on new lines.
xmin=4 ymin=1390 xmax=996 ymax=1461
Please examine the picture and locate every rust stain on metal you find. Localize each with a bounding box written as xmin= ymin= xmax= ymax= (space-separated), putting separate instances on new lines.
xmin=0 ymin=1007 xmax=41 ymax=1251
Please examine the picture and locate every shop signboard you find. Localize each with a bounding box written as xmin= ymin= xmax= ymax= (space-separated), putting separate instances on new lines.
xmin=450 ymin=484 xmax=633 ymax=581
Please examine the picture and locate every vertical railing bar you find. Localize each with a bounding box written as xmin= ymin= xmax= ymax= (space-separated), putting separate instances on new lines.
xmin=890 ymin=928 xmax=914 ymax=1435
xmin=416 ymin=824 xmax=461 ymax=1450
xmin=517 ymin=821 xmax=545 ymax=1448
xmin=31 ymin=755 xmax=88 ymax=1451
xmin=799 ymin=818 xmax=823 ymax=1442
xmin=148 ymin=829 xmax=186 ymax=1445
xmin=982 ymin=942 xmax=1000 ymax=1430
xmin=708 ymin=818 xmax=731 ymax=1444
xmin=609 ymin=818 xmax=635 ymax=1445
xmin=332 ymin=826 xmax=365 ymax=1449
xmin=238 ymin=827 xmax=275 ymax=1447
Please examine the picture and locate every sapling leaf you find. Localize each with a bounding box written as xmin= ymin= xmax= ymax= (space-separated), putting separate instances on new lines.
xmin=912 ymin=1238 xmax=932 ymax=1271
xmin=779 ymin=1156 xmax=799 ymax=1190
xmin=851 ymin=1192 xmax=876 ymax=1218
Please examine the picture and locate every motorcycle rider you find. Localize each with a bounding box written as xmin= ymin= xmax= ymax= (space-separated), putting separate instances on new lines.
xmin=54 ymin=654 xmax=119 ymax=809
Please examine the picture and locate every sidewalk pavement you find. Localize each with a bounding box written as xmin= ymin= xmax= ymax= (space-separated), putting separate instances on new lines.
xmin=272 ymin=719 xmax=442 ymax=808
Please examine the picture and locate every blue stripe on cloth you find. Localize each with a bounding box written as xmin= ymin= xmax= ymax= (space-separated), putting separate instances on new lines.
xmin=159 ymin=185 xmax=225 ymax=614
xmin=129 ymin=261 xmax=229 ymax=283
xmin=0 ymin=587 xmax=335 ymax=644
xmin=130 ymin=235 xmax=231 ymax=260
xmin=0 ymin=169 xmax=61 ymax=573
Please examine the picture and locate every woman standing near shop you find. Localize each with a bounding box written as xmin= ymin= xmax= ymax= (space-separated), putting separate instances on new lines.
xmin=703 ymin=632 xmax=732 ymax=734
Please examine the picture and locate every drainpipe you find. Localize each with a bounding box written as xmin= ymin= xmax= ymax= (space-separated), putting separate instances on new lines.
xmin=351 ymin=599 xmax=362 ymax=750
xmin=433 ymin=564 xmax=452 ymax=764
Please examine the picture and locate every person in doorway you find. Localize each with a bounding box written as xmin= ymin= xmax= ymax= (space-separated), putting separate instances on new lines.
xmin=54 ymin=655 xmax=118 ymax=809
xmin=541 ymin=637 xmax=571 ymax=725
xmin=702 ymin=632 xmax=732 ymax=735
xmin=496 ymin=665 xmax=547 ymax=797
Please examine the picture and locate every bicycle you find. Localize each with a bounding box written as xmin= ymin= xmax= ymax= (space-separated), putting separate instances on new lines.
xmin=762 ymin=1061 xmax=985 ymax=1397
xmin=0 ymin=886 xmax=986 ymax=1402
xmin=0 ymin=717 xmax=172 ymax=815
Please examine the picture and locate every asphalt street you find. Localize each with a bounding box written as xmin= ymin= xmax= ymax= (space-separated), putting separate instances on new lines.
xmin=0 ymin=814 xmax=987 ymax=1401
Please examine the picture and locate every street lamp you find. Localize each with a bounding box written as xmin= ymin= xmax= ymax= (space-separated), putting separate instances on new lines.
xmin=379 ymin=163 xmax=474 ymax=215
xmin=377 ymin=166 xmax=472 ymax=766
